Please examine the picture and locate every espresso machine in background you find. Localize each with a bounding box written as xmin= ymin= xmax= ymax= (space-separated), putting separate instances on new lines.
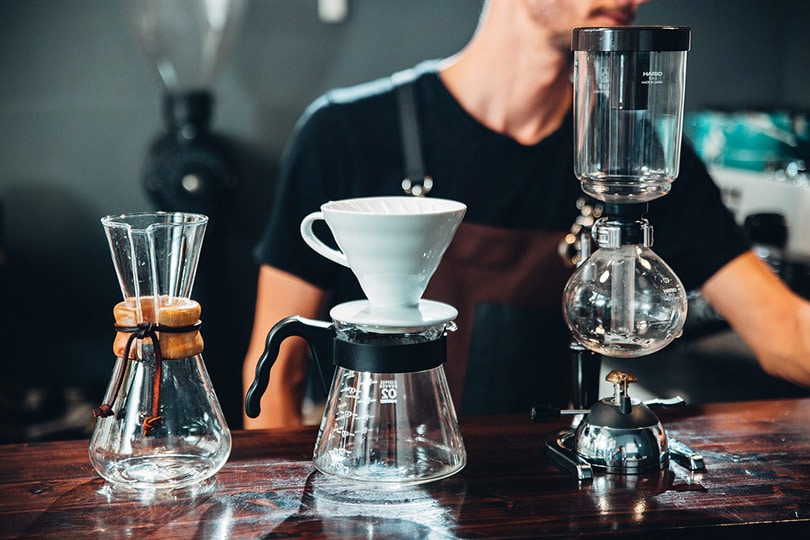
xmin=543 ymin=26 xmax=705 ymax=479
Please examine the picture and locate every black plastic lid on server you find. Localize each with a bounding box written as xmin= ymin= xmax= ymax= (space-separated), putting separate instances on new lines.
xmin=572 ymin=26 xmax=691 ymax=52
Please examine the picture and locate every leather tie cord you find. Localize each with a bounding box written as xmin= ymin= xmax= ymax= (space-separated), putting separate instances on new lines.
xmin=93 ymin=321 xmax=202 ymax=436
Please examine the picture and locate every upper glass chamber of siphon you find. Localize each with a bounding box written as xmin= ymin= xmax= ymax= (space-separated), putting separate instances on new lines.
xmin=572 ymin=26 xmax=691 ymax=203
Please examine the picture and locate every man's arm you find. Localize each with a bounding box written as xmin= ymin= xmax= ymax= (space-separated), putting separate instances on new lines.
xmin=242 ymin=265 xmax=327 ymax=429
xmin=701 ymin=250 xmax=810 ymax=388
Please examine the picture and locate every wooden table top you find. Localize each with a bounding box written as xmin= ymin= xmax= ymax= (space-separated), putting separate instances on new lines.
xmin=2 ymin=398 xmax=810 ymax=538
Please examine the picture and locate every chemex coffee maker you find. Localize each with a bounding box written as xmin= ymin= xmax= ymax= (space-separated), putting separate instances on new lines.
xmin=543 ymin=26 xmax=705 ymax=479
xmin=246 ymin=196 xmax=467 ymax=484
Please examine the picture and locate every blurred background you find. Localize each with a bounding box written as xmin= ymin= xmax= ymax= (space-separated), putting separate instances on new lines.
xmin=1 ymin=0 xmax=809 ymax=442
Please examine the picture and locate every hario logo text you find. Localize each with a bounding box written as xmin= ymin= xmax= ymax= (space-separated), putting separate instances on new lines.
xmin=644 ymin=71 xmax=663 ymax=77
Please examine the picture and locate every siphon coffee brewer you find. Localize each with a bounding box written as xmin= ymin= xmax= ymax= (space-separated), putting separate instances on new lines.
xmin=544 ymin=26 xmax=704 ymax=478
xmin=246 ymin=196 xmax=467 ymax=484
xmin=89 ymin=212 xmax=231 ymax=490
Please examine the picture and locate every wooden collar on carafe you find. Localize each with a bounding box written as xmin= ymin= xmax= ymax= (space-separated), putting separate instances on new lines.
xmin=93 ymin=296 xmax=203 ymax=436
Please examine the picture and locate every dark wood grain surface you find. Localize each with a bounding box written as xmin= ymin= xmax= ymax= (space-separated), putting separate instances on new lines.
xmin=2 ymin=399 xmax=809 ymax=538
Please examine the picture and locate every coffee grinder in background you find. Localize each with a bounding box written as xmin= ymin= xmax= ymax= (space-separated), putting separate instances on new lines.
xmin=544 ymin=26 xmax=705 ymax=478
xmin=125 ymin=0 xmax=246 ymax=216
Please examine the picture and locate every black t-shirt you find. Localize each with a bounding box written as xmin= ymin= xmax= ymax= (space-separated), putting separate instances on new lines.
xmin=255 ymin=61 xmax=750 ymax=413
xmin=257 ymin=60 xmax=747 ymax=296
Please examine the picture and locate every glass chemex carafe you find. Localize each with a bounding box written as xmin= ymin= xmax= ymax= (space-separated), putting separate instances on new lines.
xmin=89 ymin=212 xmax=231 ymax=491
xmin=246 ymin=196 xmax=467 ymax=484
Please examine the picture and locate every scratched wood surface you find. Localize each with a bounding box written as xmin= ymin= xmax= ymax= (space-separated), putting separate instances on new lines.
xmin=1 ymin=399 xmax=809 ymax=539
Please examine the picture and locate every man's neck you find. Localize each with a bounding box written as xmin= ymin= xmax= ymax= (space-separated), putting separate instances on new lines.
xmin=437 ymin=6 xmax=574 ymax=146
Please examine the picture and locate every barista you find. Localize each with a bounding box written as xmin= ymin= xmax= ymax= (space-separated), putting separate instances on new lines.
xmin=242 ymin=0 xmax=810 ymax=428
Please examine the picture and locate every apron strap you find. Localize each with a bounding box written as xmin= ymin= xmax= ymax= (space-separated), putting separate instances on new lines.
xmin=392 ymin=69 xmax=432 ymax=196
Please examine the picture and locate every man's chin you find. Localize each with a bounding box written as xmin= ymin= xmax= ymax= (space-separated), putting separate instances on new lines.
xmin=589 ymin=9 xmax=636 ymax=27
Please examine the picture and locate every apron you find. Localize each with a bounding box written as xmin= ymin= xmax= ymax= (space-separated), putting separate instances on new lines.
xmin=425 ymin=223 xmax=575 ymax=415
xmin=394 ymin=71 xmax=577 ymax=415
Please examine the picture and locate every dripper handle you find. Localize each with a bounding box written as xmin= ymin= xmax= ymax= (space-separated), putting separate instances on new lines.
xmin=245 ymin=315 xmax=334 ymax=418
xmin=300 ymin=211 xmax=350 ymax=267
